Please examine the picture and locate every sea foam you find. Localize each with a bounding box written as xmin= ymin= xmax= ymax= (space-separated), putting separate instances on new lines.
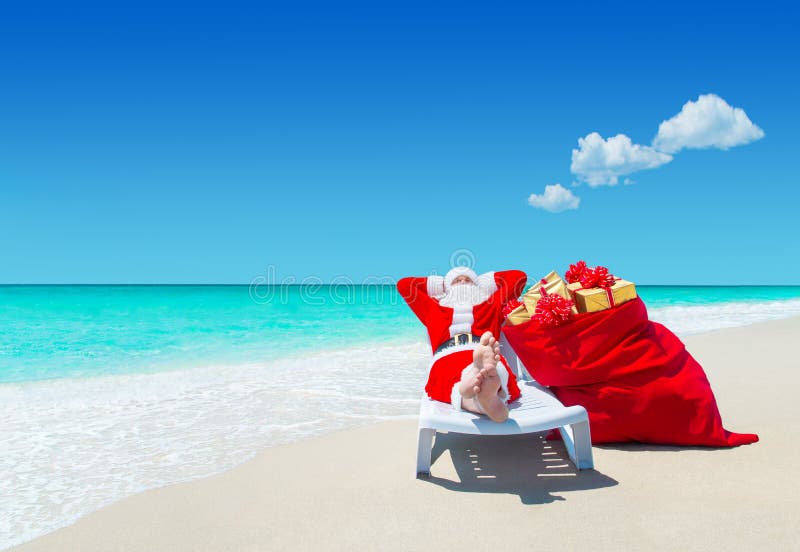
xmin=649 ymin=297 xmax=800 ymax=335
xmin=0 ymin=341 xmax=428 ymax=550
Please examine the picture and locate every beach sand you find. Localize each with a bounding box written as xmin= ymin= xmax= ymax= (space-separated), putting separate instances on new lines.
xmin=11 ymin=316 xmax=800 ymax=551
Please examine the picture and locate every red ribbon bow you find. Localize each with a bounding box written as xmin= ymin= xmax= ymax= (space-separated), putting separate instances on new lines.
xmin=579 ymin=266 xmax=616 ymax=289
xmin=565 ymin=260 xmax=588 ymax=284
xmin=532 ymin=287 xmax=574 ymax=328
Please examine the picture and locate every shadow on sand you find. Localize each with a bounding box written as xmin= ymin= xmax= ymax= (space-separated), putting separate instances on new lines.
xmin=419 ymin=431 xmax=617 ymax=504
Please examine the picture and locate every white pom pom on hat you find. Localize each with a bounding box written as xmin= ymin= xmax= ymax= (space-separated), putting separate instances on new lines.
xmin=444 ymin=266 xmax=479 ymax=289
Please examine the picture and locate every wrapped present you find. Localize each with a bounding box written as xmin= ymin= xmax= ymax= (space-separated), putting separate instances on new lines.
xmin=567 ymin=278 xmax=637 ymax=313
xmin=522 ymin=271 xmax=578 ymax=316
xmin=505 ymin=302 xmax=531 ymax=325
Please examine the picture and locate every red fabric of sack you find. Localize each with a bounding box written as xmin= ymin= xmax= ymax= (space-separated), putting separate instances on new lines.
xmin=502 ymin=298 xmax=758 ymax=446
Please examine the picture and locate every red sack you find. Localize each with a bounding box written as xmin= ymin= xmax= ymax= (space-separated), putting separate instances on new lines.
xmin=502 ymin=298 xmax=758 ymax=446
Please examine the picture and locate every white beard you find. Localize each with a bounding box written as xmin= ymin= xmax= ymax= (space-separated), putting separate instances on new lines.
xmin=438 ymin=283 xmax=490 ymax=308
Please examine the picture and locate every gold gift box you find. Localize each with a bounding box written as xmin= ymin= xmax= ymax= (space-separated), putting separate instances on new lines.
xmin=522 ymin=271 xmax=578 ymax=316
xmin=567 ymin=279 xmax=637 ymax=313
xmin=505 ymin=303 xmax=531 ymax=325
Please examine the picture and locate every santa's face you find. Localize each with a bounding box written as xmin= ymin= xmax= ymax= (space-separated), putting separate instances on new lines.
xmin=450 ymin=275 xmax=474 ymax=286
xmin=438 ymin=281 xmax=490 ymax=308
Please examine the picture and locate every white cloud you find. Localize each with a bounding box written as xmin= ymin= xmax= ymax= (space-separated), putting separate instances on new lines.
xmin=528 ymin=183 xmax=580 ymax=213
xmin=570 ymin=132 xmax=673 ymax=187
xmin=652 ymin=93 xmax=764 ymax=154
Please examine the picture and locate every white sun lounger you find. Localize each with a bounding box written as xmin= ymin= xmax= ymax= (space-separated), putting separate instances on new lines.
xmin=416 ymin=336 xmax=594 ymax=475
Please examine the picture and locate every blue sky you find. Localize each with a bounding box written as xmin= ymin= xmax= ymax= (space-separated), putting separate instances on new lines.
xmin=1 ymin=1 xmax=798 ymax=284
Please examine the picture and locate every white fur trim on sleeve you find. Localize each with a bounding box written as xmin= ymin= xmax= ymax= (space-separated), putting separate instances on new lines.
xmin=427 ymin=275 xmax=445 ymax=297
xmin=476 ymin=272 xmax=497 ymax=295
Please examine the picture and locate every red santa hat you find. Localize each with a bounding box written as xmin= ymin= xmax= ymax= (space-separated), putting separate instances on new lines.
xmin=444 ymin=266 xmax=479 ymax=290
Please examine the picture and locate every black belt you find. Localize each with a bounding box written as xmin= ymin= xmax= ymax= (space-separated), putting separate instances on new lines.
xmin=434 ymin=333 xmax=481 ymax=355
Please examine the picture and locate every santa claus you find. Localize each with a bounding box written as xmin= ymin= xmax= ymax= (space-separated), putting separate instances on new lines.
xmin=397 ymin=267 xmax=527 ymax=422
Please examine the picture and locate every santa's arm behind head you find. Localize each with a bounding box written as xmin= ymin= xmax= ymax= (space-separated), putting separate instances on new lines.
xmin=486 ymin=270 xmax=527 ymax=304
xmin=397 ymin=275 xmax=443 ymax=322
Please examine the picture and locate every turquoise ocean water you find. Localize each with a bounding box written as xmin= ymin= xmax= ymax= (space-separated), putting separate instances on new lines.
xmin=4 ymin=284 xmax=800 ymax=384
xmin=2 ymin=284 xmax=800 ymax=548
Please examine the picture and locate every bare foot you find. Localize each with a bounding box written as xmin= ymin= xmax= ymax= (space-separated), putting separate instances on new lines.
xmin=458 ymin=367 xmax=481 ymax=399
xmin=476 ymin=370 xmax=508 ymax=422
xmin=472 ymin=332 xmax=509 ymax=422
xmin=472 ymin=332 xmax=500 ymax=374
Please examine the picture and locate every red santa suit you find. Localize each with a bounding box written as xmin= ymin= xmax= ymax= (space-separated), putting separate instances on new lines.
xmin=398 ymin=267 xmax=527 ymax=409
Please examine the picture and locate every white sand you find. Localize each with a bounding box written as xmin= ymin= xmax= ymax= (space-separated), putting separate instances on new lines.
xmin=11 ymin=316 xmax=800 ymax=551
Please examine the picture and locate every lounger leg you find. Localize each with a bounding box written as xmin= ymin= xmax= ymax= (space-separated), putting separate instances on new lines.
xmin=569 ymin=420 xmax=594 ymax=470
xmin=558 ymin=424 xmax=577 ymax=467
xmin=558 ymin=420 xmax=594 ymax=470
xmin=416 ymin=427 xmax=435 ymax=476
